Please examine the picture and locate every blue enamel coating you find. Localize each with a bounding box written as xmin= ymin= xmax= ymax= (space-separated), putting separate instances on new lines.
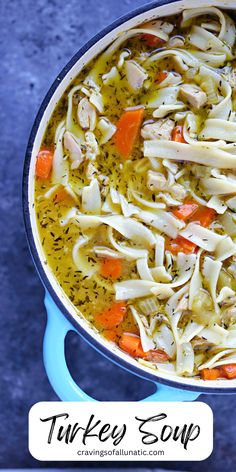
xmin=44 ymin=294 xmax=93 ymax=402
xmin=43 ymin=293 xmax=200 ymax=402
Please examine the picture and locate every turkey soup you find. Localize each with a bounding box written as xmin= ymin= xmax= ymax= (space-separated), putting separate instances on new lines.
xmin=35 ymin=7 xmax=236 ymax=380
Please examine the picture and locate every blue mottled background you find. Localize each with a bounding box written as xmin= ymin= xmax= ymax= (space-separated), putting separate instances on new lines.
xmin=0 ymin=0 xmax=236 ymax=470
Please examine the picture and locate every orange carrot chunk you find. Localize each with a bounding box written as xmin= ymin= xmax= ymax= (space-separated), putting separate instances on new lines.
xmin=114 ymin=108 xmax=144 ymax=159
xmin=103 ymin=329 xmax=120 ymax=342
xmin=119 ymin=334 xmax=169 ymax=361
xmin=170 ymin=204 xmax=216 ymax=255
xmin=201 ymin=368 xmax=222 ymax=381
xmin=173 ymin=199 xmax=215 ymax=228
xmin=190 ymin=207 xmax=216 ymax=228
xmin=95 ymin=301 xmax=127 ymax=329
xmin=119 ymin=334 xmax=148 ymax=358
xmin=35 ymin=149 xmax=53 ymax=179
xmin=142 ymin=34 xmax=165 ymax=47
xmin=201 ymin=364 xmax=236 ymax=380
xmin=100 ymin=257 xmax=122 ymax=280
xmin=53 ymin=186 xmax=69 ymax=203
xmin=220 ymin=364 xmax=236 ymax=379
xmin=155 ymin=71 xmax=168 ymax=84
xmin=171 ymin=125 xmax=187 ymax=143
xmin=166 ymin=235 xmax=197 ymax=255
xmin=172 ymin=200 xmax=199 ymax=221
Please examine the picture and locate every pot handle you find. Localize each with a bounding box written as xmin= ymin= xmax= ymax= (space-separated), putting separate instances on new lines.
xmin=44 ymin=293 xmax=95 ymax=402
xmin=43 ymin=293 xmax=200 ymax=402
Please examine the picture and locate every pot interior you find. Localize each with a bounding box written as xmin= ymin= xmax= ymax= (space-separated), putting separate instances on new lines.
xmin=26 ymin=0 xmax=236 ymax=391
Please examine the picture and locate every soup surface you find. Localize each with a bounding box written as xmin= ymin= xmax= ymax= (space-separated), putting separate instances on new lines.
xmin=35 ymin=7 xmax=236 ymax=380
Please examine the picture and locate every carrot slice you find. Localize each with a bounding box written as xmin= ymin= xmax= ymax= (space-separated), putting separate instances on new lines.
xmin=35 ymin=149 xmax=53 ymax=179
xmin=172 ymin=200 xmax=199 ymax=221
xmin=119 ymin=334 xmax=148 ymax=358
xmin=201 ymin=364 xmax=236 ymax=380
xmin=173 ymin=199 xmax=215 ymax=227
xmin=170 ymin=204 xmax=216 ymax=255
xmin=95 ymin=301 xmax=127 ymax=329
xmin=155 ymin=71 xmax=168 ymax=84
xmin=201 ymin=368 xmax=222 ymax=380
xmin=142 ymin=34 xmax=165 ymax=47
xmin=103 ymin=329 xmax=121 ymax=342
xmin=119 ymin=334 xmax=169 ymax=361
xmin=171 ymin=125 xmax=187 ymax=143
xmin=100 ymin=258 xmax=122 ymax=280
xmin=114 ymin=108 xmax=144 ymax=159
xmin=220 ymin=364 xmax=236 ymax=379
xmin=166 ymin=235 xmax=197 ymax=255
xmin=190 ymin=207 xmax=216 ymax=228
xmin=53 ymin=186 xmax=70 ymax=203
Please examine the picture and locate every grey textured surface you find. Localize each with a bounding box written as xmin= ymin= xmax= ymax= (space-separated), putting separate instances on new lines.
xmin=0 ymin=0 xmax=236 ymax=470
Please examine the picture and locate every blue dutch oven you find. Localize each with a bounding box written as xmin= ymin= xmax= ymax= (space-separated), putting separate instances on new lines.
xmin=23 ymin=0 xmax=236 ymax=402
